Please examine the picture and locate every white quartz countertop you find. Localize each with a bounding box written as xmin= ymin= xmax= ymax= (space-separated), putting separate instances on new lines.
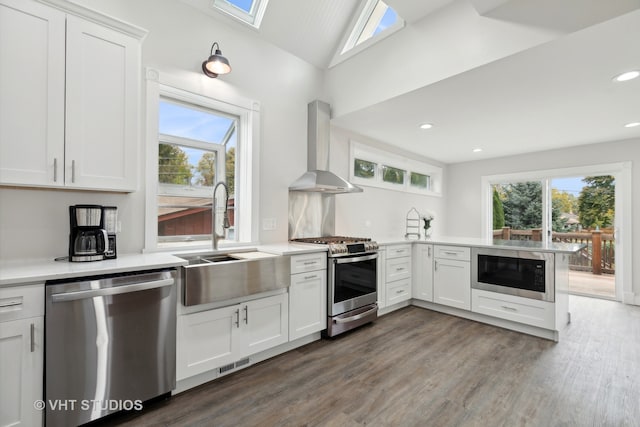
xmin=0 ymin=252 xmax=187 ymax=287
xmin=0 ymin=243 xmax=328 ymax=287
xmin=378 ymin=236 xmax=585 ymax=253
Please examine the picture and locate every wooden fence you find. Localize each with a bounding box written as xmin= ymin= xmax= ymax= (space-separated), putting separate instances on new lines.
xmin=493 ymin=227 xmax=615 ymax=275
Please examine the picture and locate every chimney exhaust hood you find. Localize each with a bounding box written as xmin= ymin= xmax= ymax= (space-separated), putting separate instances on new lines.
xmin=289 ymin=100 xmax=363 ymax=194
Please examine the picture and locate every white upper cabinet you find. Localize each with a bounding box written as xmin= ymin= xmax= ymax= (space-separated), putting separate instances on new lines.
xmin=0 ymin=0 xmax=65 ymax=186
xmin=0 ymin=0 xmax=144 ymax=192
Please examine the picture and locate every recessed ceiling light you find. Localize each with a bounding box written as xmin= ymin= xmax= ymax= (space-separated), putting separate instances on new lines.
xmin=624 ymin=122 xmax=640 ymax=128
xmin=613 ymin=71 xmax=639 ymax=82
xmin=472 ymin=148 xmax=483 ymax=153
xmin=419 ymin=123 xmax=433 ymax=130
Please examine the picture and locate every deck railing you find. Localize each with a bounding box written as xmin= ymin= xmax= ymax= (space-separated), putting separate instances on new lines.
xmin=493 ymin=227 xmax=615 ymax=274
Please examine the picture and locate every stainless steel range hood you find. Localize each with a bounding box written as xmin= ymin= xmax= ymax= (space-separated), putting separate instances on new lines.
xmin=289 ymin=100 xmax=363 ymax=194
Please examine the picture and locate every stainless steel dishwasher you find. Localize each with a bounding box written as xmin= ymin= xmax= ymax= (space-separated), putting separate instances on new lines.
xmin=45 ymin=269 xmax=177 ymax=427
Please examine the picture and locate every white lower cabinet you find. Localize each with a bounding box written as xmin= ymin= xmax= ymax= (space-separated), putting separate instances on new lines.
xmin=0 ymin=284 xmax=44 ymax=427
xmin=412 ymin=244 xmax=434 ymax=302
xmin=289 ymin=268 xmax=327 ymax=340
xmin=471 ymin=289 xmax=555 ymax=329
xmin=433 ymin=246 xmax=471 ymax=310
xmin=176 ymin=292 xmax=288 ymax=380
xmin=384 ymin=244 xmax=412 ymax=307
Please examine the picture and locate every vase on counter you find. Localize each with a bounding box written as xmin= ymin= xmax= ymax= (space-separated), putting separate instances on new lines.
xmin=423 ymin=218 xmax=432 ymax=239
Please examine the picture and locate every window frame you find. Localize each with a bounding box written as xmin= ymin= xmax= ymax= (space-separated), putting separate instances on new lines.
xmin=349 ymin=140 xmax=442 ymax=196
xmin=144 ymin=68 xmax=260 ymax=252
xmin=212 ymin=0 xmax=270 ymax=29
xmin=329 ymin=0 xmax=405 ymax=68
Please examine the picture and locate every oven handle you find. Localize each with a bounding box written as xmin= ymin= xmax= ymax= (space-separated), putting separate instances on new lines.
xmin=333 ymin=253 xmax=378 ymax=264
xmin=334 ymin=306 xmax=378 ymax=324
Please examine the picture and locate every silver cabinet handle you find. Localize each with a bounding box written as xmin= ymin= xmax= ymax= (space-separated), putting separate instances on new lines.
xmin=303 ymin=274 xmax=318 ymax=280
xmin=303 ymin=261 xmax=317 ymax=266
xmin=501 ymin=305 xmax=518 ymax=312
xmin=30 ymin=323 xmax=35 ymax=352
xmin=396 ymin=267 xmax=405 ymax=272
xmin=396 ymin=289 xmax=404 ymax=294
xmin=51 ymin=279 xmax=174 ymax=302
xmin=443 ymin=251 xmax=460 ymax=255
xmin=53 ymin=158 xmax=58 ymax=182
xmin=428 ymin=246 xmax=431 ymax=257
xmin=235 ymin=308 xmax=240 ymax=328
xmin=244 ymin=305 xmax=248 ymax=325
xmin=434 ymin=260 xmax=438 ymax=271
xmin=71 ymin=159 xmax=76 ymax=183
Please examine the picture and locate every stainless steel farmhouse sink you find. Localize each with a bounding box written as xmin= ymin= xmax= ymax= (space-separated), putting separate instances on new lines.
xmin=178 ymin=251 xmax=291 ymax=306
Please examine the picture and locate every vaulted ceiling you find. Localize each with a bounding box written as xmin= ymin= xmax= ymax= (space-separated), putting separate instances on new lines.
xmin=182 ymin=0 xmax=640 ymax=164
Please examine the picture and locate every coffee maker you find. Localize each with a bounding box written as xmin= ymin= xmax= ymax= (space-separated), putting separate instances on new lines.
xmin=102 ymin=206 xmax=118 ymax=260
xmin=69 ymin=205 xmax=114 ymax=262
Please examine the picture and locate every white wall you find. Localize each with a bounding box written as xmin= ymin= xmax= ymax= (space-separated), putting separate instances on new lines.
xmin=330 ymin=126 xmax=447 ymax=241
xmin=0 ymin=0 xmax=324 ymax=260
xmin=445 ymin=137 xmax=639 ymax=299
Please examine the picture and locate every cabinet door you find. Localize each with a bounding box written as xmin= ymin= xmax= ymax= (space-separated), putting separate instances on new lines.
xmin=434 ymin=258 xmax=471 ymax=310
xmin=0 ymin=317 xmax=44 ymax=427
xmin=65 ymin=15 xmax=139 ymax=191
xmin=0 ymin=0 xmax=65 ymax=187
xmin=412 ymin=244 xmax=434 ymax=302
xmin=243 ymin=293 xmax=288 ymax=356
xmin=176 ymin=305 xmax=241 ymax=380
xmin=289 ymin=270 xmax=327 ymax=340
xmin=386 ymin=277 xmax=411 ymax=306
xmin=386 ymin=256 xmax=411 ymax=283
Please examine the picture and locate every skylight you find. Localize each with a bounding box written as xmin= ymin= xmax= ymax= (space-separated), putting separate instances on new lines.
xmin=212 ymin=0 xmax=269 ymax=28
xmin=341 ymin=0 xmax=404 ymax=55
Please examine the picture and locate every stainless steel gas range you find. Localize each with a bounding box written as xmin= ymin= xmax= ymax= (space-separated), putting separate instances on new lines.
xmin=291 ymin=236 xmax=379 ymax=337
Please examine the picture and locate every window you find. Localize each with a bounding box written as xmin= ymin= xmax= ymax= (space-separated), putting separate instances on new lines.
xmin=212 ymin=0 xmax=269 ymax=28
xmin=145 ymin=73 xmax=259 ymax=251
xmin=334 ymin=0 xmax=404 ymax=65
xmin=157 ymin=99 xmax=237 ymax=245
xmin=350 ymin=141 xmax=442 ymax=196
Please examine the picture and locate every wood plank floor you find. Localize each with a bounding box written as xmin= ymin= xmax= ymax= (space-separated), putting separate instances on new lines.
xmin=100 ymin=295 xmax=640 ymax=427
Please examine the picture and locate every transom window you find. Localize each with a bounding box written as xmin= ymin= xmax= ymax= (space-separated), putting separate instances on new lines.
xmin=157 ymin=98 xmax=238 ymax=245
xmin=212 ymin=0 xmax=269 ymax=28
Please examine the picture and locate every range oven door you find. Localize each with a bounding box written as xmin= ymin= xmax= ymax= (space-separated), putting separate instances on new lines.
xmin=328 ymin=252 xmax=378 ymax=316
xmin=471 ymin=248 xmax=555 ymax=302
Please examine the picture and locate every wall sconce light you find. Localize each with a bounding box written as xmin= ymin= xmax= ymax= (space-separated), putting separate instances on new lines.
xmin=202 ymin=42 xmax=231 ymax=78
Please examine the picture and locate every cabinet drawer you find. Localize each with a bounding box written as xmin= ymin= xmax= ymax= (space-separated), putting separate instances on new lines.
xmin=290 ymin=252 xmax=327 ymax=274
xmin=386 ymin=257 xmax=411 ymax=282
xmin=435 ymin=245 xmax=470 ymax=261
xmin=0 ymin=284 xmax=44 ymax=322
xmin=386 ymin=278 xmax=411 ymax=306
xmin=385 ymin=244 xmax=412 ymax=259
xmin=471 ymin=289 xmax=554 ymax=329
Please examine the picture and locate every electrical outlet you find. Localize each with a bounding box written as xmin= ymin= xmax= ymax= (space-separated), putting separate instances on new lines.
xmin=262 ymin=218 xmax=276 ymax=230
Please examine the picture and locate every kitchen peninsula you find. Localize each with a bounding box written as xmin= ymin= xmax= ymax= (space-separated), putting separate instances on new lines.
xmin=378 ymin=237 xmax=586 ymax=342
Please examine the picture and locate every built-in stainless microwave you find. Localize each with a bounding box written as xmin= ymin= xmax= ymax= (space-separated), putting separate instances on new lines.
xmin=471 ymin=247 xmax=554 ymax=302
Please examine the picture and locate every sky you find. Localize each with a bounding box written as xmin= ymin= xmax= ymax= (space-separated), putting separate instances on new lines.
xmin=552 ymin=177 xmax=585 ymax=196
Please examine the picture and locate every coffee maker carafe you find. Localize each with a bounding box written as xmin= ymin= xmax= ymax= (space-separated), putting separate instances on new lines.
xmin=69 ymin=205 xmax=109 ymax=262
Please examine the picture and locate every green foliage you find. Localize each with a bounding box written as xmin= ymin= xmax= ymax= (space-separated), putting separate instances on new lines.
xmin=226 ymin=147 xmax=235 ymax=194
xmin=492 ymin=188 xmax=505 ymax=229
xmin=159 ymin=144 xmax=192 ymax=185
xmin=196 ymin=152 xmax=216 ymax=187
xmin=382 ymin=166 xmax=404 ymax=184
xmin=578 ymin=175 xmax=615 ymax=228
xmin=354 ymin=159 xmax=376 ymax=178
xmin=501 ymin=182 xmax=542 ymax=230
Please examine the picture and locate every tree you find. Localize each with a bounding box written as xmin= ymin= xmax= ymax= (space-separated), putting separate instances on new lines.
xmin=578 ymin=175 xmax=615 ymax=229
xmin=501 ymin=182 xmax=542 ymax=230
xmin=195 ymin=152 xmax=216 ymax=187
xmin=226 ymin=147 xmax=235 ymax=194
xmin=492 ymin=187 xmax=505 ymax=229
xmin=158 ymin=144 xmax=192 ymax=185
